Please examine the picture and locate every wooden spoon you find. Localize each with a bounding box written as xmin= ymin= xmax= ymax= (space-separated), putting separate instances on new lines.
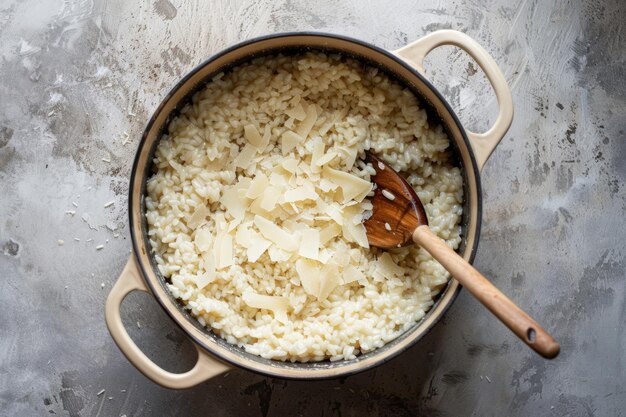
xmin=363 ymin=152 xmax=560 ymax=359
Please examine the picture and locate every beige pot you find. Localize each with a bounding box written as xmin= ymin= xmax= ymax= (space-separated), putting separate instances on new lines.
xmin=105 ymin=30 xmax=513 ymax=388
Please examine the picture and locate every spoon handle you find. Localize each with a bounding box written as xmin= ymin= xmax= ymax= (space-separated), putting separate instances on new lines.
xmin=413 ymin=225 xmax=560 ymax=359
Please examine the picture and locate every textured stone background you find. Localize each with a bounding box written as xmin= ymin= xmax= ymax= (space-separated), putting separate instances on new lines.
xmin=1 ymin=0 xmax=624 ymax=416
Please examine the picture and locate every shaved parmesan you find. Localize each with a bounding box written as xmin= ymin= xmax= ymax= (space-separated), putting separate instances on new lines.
xmin=331 ymin=242 xmax=351 ymax=267
xmin=249 ymin=197 xmax=269 ymax=216
xmin=194 ymin=227 xmax=212 ymax=252
xmin=245 ymin=173 xmax=269 ymax=199
xmin=247 ymin=233 xmax=272 ymax=262
xmin=342 ymin=146 xmax=358 ymax=170
xmin=318 ymin=249 xmax=332 ymax=264
xmin=310 ymin=140 xmax=325 ymax=173
xmin=201 ymin=251 xmax=216 ymax=285
xmin=213 ymin=212 xmax=228 ymax=232
xmin=323 ymin=166 xmax=372 ymax=203
xmin=318 ymin=262 xmax=340 ymax=301
xmin=242 ymin=292 xmax=289 ymax=321
xmin=228 ymin=218 xmax=242 ymax=232
xmin=319 ymin=223 xmax=341 ymax=244
xmin=269 ymin=171 xmax=288 ymax=187
xmin=284 ymin=185 xmax=318 ymax=203
xmin=194 ymin=270 xmax=214 ymax=289
xmin=222 ymin=187 xmax=246 ymax=220
xmin=216 ymin=234 xmax=233 ymax=269
xmin=281 ymin=131 xmax=303 ymax=155
xmin=298 ymin=228 xmax=320 ymax=260
xmin=315 ymin=152 xmax=338 ymax=167
xmin=188 ymin=205 xmax=210 ymax=229
xmin=342 ymin=221 xmax=369 ymax=248
xmin=288 ymin=95 xmax=301 ymax=107
xmin=260 ymin=126 xmax=271 ymax=149
xmin=235 ymin=225 xmax=253 ymax=247
xmin=281 ymin=158 xmax=299 ymax=173
xmin=260 ymin=187 xmax=280 ymax=211
xmin=286 ymin=103 xmax=306 ymax=121
xmin=233 ymin=144 xmax=257 ymax=169
xmin=296 ymin=103 xmax=318 ymax=139
xmin=326 ymin=203 xmax=344 ymax=225
xmin=244 ymin=124 xmax=264 ymax=147
xmin=375 ymin=253 xmax=404 ymax=279
xmin=254 ymin=215 xmax=298 ymax=252
xmin=295 ymin=259 xmax=320 ymax=297
xmin=342 ymin=265 xmax=365 ymax=284
xmin=318 ymin=178 xmax=339 ymax=192
xmin=268 ymin=245 xmax=291 ymax=262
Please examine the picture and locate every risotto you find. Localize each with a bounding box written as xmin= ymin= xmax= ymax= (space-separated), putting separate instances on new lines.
xmin=145 ymin=53 xmax=463 ymax=362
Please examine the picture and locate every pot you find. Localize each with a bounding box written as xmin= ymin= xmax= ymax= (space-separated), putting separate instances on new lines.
xmin=105 ymin=30 xmax=513 ymax=388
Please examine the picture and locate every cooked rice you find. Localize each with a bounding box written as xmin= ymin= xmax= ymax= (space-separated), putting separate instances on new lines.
xmin=145 ymin=53 xmax=463 ymax=362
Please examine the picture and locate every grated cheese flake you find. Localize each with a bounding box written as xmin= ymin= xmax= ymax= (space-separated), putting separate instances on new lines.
xmin=201 ymin=249 xmax=217 ymax=283
xmin=295 ymin=259 xmax=320 ymax=297
xmin=233 ymin=144 xmax=257 ymax=169
xmin=341 ymin=211 xmax=369 ymax=248
xmin=326 ymin=203 xmax=344 ymax=225
xmin=319 ymin=223 xmax=341 ymax=244
xmin=244 ymin=124 xmax=264 ymax=147
xmin=245 ymin=173 xmax=269 ymax=199
xmin=298 ymin=228 xmax=320 ymax=260
xmin=242 ymin=292 xmax=290 ymax=314
xmin=284 ymin=185 xmax=319 ymax=203
xmin=194 ymin=270 xmax=214 ymax=289
xmin=260 ymin=126 xmax=271 ymax=150
xmin=194 ymin=227 xmax=213 ymax=251
xmin=314 ymin=151 xmax=338 ymax=167
xmin=253 ymin=215 xmax=298 ymax=252
xmin=188 ymin=205 xmax=210 ymax=228
xmin=268 ymin=245 xmax=291 ymax=262
xmin=259 ymin=186 xmax=280 ymax=211
xmin=285 ymin=102 xmax=307 ymax=121
xmin=235 ymin=224 xmax=253 ymax=247
xmin=318 ymin=178 xmax=339 ymax=192
xmin=296 ymin=103 xmax=318 ymax=139
xmin=375 ymin=252 xmax=404 ymax=279
xmin=318 ymin=262 xmax=340 ymax=301
xmin=221 ymin=187 xmax=246 ymax=220
xmin=281 ymin=158 xmax=299 ymax=173
xmin=342 ymin=265 xmax=365 ymax=284
xmin=281 ymin=131 xmax=303 ymax=155
xmin=323 ymin=166 xmax=372 ymax=203
xmin=310 ymin=139 xmax=325 ymax=173
xmin=213 ymin=233 xmax=233 ymax=270
xmin=246 ymin=233 xmax=272 ymax=262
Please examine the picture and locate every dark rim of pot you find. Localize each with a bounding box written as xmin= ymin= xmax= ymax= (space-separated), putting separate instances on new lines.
xmin=128 ymin=31 xmax=483 ymax=380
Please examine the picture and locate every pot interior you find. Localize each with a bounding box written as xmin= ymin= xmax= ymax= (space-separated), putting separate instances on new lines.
xmin=130 ymin=33 xmax=481 ymax=379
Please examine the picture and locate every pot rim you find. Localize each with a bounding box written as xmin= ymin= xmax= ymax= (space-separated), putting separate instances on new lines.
xmin=128 ymin=31 xmax=482 ymax=379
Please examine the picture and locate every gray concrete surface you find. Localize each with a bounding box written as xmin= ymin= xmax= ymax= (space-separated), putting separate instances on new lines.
xmin=1 ymin=0 xmax=624 ymax=415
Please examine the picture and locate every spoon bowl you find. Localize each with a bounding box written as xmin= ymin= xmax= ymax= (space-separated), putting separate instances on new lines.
xmin=363 ymin=152 xmax=428 ymax=248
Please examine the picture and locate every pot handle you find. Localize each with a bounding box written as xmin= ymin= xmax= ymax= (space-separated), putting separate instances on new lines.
xmin=105 ymin=255 xmax=231 ymax=389
xmin=394 ymin=30 xmax=513 ymax=171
